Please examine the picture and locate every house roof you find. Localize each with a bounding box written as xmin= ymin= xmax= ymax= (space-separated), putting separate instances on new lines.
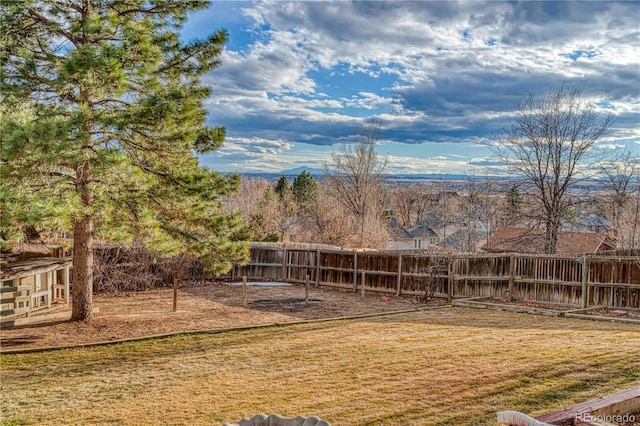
xmin=415 ymin=215 xmax=444 ymax=229
xmin=1 ymin=241 xmax=71 ymax=281
xmin=403 ymin=224 xmax=439 ymax=239
xmin=578 ymin=214 xmax=612 ymax=228
xmin=438 ymin=229 xmax=486 ymax=252
xmin=483 ymin=227 xmax=615 ymax=254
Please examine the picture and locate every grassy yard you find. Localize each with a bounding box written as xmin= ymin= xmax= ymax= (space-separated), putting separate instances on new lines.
xmin=1 ymin=307 xmax=639 ymax=426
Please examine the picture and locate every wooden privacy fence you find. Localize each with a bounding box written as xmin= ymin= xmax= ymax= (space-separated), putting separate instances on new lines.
xmin=233 ymin=247 xmax=640 ymax=309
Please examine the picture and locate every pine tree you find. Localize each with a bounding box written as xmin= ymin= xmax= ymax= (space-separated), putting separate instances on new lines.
xmin=274 ymin=176 xmax=290 ymax=199
xmin=505 ymin=185 xmax=522 ymax=225
xmin=292 ymin=170 xmax=318 ymax=215
xmin=0 ymin=0 xmax=247 ymax=321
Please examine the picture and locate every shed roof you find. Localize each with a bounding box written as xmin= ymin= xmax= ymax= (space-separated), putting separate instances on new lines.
xmin=0 ymin=256 xmax=72 ymax=282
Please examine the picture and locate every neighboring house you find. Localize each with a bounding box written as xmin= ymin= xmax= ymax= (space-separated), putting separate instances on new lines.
xmin=405 ymin=224 xmax=439 ymax=249
xmin=413 ymin=215 xmax=456 ymax=244
xmin=384 ymin=225 xmax=415 ymax=250
xmin=564 ymin=214 xmax=612 ymax=234
xmin=386 ymin=218 xmax=440 ymax=250
xmin=414 ymin=215 xmax=445 ymax=230
xmin=437 ymin=229 xmax=487 ymax=253
xmin=1 ymin=244 xmax=71 ymax=326
xmin=482 ymin=227 xmax=615 ymax=254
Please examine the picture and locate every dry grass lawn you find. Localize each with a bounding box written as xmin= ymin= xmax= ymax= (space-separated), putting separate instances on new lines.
xmin=1 ymin=307 xmax=639 ymax=426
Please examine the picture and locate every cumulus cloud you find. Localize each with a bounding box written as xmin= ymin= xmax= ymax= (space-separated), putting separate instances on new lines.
xmin=187 ymin=0 xmax=639 ymax=173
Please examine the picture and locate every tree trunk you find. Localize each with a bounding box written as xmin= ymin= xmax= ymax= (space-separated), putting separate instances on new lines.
xmin=71 ymin=161 xmax=94 ymax=321
xmin=71 ymin=215 xmax=94 ymax=321
xmin=545 ymin=217 xmax=560 ymax=255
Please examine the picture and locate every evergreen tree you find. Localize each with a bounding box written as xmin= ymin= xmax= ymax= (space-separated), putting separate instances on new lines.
xmin=292 ymin=170 xmax=318 ymax=215
xmin=274 ymin=175 xmax=290 ymax=199
xmin=505 ymin=185 xmax=522 ymax=225
xmin=0 ymin=0 xmax=247 ymax=321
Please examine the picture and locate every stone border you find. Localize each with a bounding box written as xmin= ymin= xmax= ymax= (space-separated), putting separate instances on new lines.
xmin=453 ymin=298 xmax=640 ymax=325
xmin=564 ymin=306 xmax=640 ymax=324
xmin=452 ymin=298 xmax=566 ymax=317
xmin=565 ymin=312 xmax=640 ymax=324
xmin=0 ymin=305 xmax=452 ymax=355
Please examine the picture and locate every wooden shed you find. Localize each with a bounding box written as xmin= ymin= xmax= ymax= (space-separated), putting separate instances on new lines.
xmin=1 ymin=255 xmax=72 ymax=326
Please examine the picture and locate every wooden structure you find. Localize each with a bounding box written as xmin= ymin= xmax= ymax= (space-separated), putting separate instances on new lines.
xmin=535 ymin=385 xmax=640 ymax=425
xmin=233 ymin=247 xmax=640 ymax=309
xmin=1 ymin=256 xmax=72 ymax=326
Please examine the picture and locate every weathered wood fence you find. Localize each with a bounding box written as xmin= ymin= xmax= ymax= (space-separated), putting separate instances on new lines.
xmin=233 ymin=247 xmax=640 ymax=309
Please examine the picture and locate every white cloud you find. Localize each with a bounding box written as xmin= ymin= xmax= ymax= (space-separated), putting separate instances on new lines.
xmin=596 ymin=143 xmax=626 ymax=150
xmin=188 ymin=1 xmax=639 ymax=173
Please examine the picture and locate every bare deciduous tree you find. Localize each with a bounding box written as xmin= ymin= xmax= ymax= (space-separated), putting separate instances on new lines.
xmin=390 ymin=185 xmax=433 ymax=226
xmin=493 ymin=85 xmax=614 ymax=254
xmin=324 ymin=118 xmax=388 ymax=247
xmin=305 ymin=183 xmax=352 ymax=247
xmin=599 ymin=148 xmax=639 ymax=247
xmin=223 ymin=177 xmax=271 ymax=220
xmin=273 ymin=184 xmax=299 ymax=241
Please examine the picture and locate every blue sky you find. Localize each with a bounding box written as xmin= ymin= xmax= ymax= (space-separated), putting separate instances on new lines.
xmin=182 ymin=1 xmax=640 ymax=175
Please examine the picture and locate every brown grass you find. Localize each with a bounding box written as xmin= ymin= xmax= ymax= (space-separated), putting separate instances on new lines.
xmin=1 ymin=307 xmax=639 ymax=426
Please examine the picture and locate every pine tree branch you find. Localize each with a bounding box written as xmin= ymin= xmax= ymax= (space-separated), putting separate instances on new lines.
xmin=27 ymin=8 xmax=77 ymax=46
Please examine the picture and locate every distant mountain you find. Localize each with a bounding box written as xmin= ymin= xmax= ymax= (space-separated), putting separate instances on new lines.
xmin=279 ymin=166 xmax=325 ymax=176
xmin=242 ymin=166 xmax=325 ymax=179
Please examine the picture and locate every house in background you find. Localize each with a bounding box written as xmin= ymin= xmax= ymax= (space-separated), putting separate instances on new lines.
xmin=404 ymin=223 xmax=440 ymax=249
xmin=564 ymin=213 xmax=612 ymax=234
xmin=386 ymin=217 xmax=441 ymax=250
xmin=437 ymin=229 xmax=487 ymax=253
xmin=482 ymin=227 xmax=615 ymax=254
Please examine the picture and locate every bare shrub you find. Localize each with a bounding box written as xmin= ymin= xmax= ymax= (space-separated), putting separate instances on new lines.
xmin=416 ymin=257 xmax=451 ymax=302
xmin=93 ymin=245 xmax=212 ymax=293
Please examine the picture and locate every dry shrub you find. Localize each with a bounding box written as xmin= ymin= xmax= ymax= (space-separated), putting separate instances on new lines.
xmin=416 ymin=256 xmax=451 ymax=302
xmin=93 ymin=245 xmax=212 ymax=293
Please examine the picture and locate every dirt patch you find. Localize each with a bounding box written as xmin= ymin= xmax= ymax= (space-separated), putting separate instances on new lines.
xmin=0 ymin=282 xmax=445 ymax=351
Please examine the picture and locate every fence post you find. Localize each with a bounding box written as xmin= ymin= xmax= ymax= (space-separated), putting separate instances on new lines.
xmin=231 ymin=261 xmax=236 ymax=281
xmin=396 ymin=254 xmax=402 ymax=296
xmin=281 ymin=249 xmax=288 ymax=281
xmin=508 ymin=254 xmax=515 ymax=302
xmin=242 ymin=275 xmax=248 ymax=307
xmin=173 ymin=278 xmax=178 ymax=312
xmin=361 ymin=270 xmax=366 ymax=298
xmin=315 ymin=249 xmax=321 ymax=287
xmin=353 ymin=251 xmax=359 ymax=293
xmin=581 ymin=256 xmax=588 ymax=308
xmin=306 ymin=274 xmax=310 ymax=304
xmin=447 ymin=258 xmax=453 ymax=301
